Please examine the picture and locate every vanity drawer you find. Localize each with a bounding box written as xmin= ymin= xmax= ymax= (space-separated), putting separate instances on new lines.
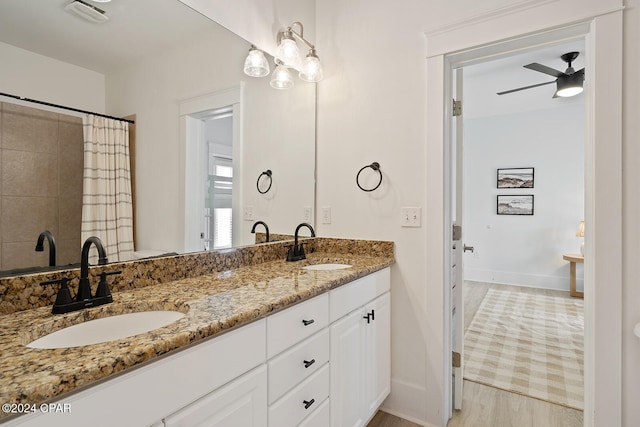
xmin=298 ymin=398 xmax=330 ymax=427
xmin=267 ymin=293 xmax=328 ymax=358
xmin=268 ymin=363 xmax=329 ymax=427
xmin=268 ymin=328 xmax=329 ymax=404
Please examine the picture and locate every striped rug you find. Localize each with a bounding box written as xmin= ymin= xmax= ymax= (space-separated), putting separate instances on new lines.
xmin=464 ymin=289 xmax=584 ymax=410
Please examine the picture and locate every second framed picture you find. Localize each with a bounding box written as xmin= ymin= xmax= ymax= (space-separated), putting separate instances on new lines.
xmin=497 ymin=167 xmax=534 ymax=188
xmin=497 ymin=195 xmax=534 ymax=215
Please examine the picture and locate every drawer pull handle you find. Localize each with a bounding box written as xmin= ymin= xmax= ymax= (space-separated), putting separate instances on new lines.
xmin=303 ymin=399 xmax=315 ymax=410
xmin=302 ymin=319 xmax=315 ymax=326
xmin=369 ymin=309 xmax=375 ymax=321
xmin=303 ymin=359 xmax=316 ymax=368
xmin=363 ymin=313 xmax=371 ymax=324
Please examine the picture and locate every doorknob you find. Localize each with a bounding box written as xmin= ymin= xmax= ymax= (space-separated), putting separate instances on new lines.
xmin=463 ymin=245 xmax=474 ymax=253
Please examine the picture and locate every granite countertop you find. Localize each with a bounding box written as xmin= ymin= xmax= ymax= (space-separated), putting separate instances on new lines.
xmin=0 ymin=251 xmax=393 ymax=416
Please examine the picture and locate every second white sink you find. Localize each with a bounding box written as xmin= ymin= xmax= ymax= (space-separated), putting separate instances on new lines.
xmin=303 ymin=263 xmax=352 ymax=271
xmin=27 ymin=311 xmax=185 ymax=349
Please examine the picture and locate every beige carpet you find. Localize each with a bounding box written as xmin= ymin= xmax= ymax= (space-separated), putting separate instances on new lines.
xmin=464 ymin=289 xmax=584 ymax=410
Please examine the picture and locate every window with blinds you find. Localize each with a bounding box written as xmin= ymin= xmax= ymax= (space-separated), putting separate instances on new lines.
xmin=210 ymin=157 xmax=233 ymax=249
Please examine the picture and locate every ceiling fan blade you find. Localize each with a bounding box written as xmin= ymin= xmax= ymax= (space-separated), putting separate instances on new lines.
xmin=524 ymin=63 xmax=566 ymax=78
xmin=497 ymin=80 xmax=556 ymax=96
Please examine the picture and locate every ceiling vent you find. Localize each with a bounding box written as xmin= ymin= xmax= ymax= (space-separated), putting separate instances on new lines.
xmin=64 ymin=0 xmax=109 ymax=24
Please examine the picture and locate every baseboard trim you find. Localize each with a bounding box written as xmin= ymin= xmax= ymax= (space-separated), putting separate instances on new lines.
xmin=380 ymin=378 xmax=436 ymax=426
xmin=463 ymin=268 xmax=583 ymax=292
xmin=376 ymin=408 xmax=438 ymax=427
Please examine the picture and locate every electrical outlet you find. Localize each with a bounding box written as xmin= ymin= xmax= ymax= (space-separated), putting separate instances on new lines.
xmin=243 ymin=205 xmax=255 ymax=221
xmin=321 ymin=207 xmax=331 ymax=224
xmin=401 ymin=207 xmax=421 ymax=227
xmin=303 ymin=207 xmax=313 ymax=222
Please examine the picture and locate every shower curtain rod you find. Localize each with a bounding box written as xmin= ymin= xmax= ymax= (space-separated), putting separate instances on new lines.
xmin=0 ymin=92 xmax=135 ymax=124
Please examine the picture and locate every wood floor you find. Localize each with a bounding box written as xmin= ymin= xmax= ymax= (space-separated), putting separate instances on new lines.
xmin=367 ymin=281 xmax=584 ymax=427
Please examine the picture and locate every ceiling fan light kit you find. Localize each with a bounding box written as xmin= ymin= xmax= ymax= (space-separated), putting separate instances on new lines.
xmin=556 ymin=72 xmax=584 ymax=97
xmin=498 ymin=51 xmax=584 ymax=98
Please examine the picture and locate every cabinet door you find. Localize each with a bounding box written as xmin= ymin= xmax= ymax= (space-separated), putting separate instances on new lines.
xmin=363 ymin=292 xmax=391 ymax=419
xmin=330 ymin=309 xmax=365 ymax=427
xmin=163 ymin=365 xmax=267 ymax=427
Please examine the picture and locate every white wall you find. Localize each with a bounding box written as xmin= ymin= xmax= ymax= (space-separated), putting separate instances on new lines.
xmin=315 ymin=0 xmax=632 ymax=426
xmin=463 ymin=106 xmax=585 ymax=290
xmin=178 ymin=0 xmax=315 ymax=60
xmin=0 ymin=41 xmax=105 ymax=114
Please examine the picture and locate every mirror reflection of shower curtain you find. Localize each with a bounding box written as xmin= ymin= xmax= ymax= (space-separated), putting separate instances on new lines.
xmin=207 ymin=156 xmax=232 ymax=249
xmin=81 ymin=115 xmax=135 ymax=262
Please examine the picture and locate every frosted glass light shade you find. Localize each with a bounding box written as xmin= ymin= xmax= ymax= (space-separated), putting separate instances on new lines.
xmin=270 ymin=64 xmax=294 ymax=90
xmin=276 ymin=37 xmax=301 ymax=68
xmin=299 ymin=52 xmax=323 ymax=82
xmin=243 ymin=47 xmax=270 ymax=77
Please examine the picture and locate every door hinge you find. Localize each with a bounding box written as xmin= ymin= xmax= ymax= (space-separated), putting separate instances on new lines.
xmin=452 ymin=99 xmax=462 ymax=117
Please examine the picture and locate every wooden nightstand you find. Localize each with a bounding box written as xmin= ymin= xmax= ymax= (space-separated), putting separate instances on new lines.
xmin=563 ymin=253 xmax=584 ymax=298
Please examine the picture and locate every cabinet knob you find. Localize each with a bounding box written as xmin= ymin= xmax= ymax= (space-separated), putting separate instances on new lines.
xmin=303 ymin=359 xmax=315 ymax=368
xmin=302 ymin=319 xmax=315 ymax=326
xmin=303 ymin=398 xmax=315 ymax=410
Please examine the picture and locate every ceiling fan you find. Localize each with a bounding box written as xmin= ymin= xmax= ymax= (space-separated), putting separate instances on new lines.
xmin=497 ymin=52 xmax=585 ymax=98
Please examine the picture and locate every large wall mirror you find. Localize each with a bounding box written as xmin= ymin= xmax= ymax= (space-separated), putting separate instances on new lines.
xmin=0 ymin=0 xmax=316 ymax=275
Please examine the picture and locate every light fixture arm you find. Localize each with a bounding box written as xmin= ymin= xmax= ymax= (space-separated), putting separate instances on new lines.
xmin=278 ymin=21 xmax=316 ymax=50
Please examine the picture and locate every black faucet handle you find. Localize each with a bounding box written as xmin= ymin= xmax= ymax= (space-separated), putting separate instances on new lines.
xmin=95 ymin=270 xmax=121 ymax=298
xmin=40 ymin=277 xmax=73 ymax=306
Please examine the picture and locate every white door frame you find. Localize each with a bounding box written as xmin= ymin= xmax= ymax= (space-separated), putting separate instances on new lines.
xmin=426 ymin=10 xmax=622 ymax=427
xmin=178 ymin=85 xmax=243 ymax=252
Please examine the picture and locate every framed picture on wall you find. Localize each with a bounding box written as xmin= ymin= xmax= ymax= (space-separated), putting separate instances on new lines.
xmin=497 ymin=195 xmax=534 ymax=215
xmin=497 ymin=167 xmax=534 ymax=188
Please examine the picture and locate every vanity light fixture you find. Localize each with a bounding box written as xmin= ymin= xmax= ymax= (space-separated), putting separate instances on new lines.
xmin=276 ymin=21 xmax=323 ymax=83
xmin=244 ymin=45 xmax=271 ymax=77
xmin=270 ymin=61 xmax=295 ymax=90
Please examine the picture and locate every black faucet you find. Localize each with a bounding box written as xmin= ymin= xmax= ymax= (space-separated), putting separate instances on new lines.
xmin=251 ymin=221 xmax=270 ymax=242
xmin=35 ymin=230 xmax=56 ymax=267
xmin=40 ymin=236 xmax=119 ymax=314
xmin=286 ymin=223 xmax=316 ymax=262
xmin=77 ymin=236 xmax=109 ymax=301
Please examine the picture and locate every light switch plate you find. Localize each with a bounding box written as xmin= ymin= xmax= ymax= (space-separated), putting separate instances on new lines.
xmin=401 ymin=207 xmax=421 ymax=227
xmin=321 ymin=207 xmax=331 ymax=224
xmin=243 ymin=205 xmax=255 ymax=221
xmin=303 ymin=206 xmax=313 ymax=222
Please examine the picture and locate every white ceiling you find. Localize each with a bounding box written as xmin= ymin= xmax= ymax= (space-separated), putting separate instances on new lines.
xmin=0 ymin=0 xmax=224 ymax=74
xmin=463 ymin=38 xmax=586 ymax=119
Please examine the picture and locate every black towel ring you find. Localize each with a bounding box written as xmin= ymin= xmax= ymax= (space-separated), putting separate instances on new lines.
xmin=356 ymin=162 xmax=382 ymax=192
xmin=257 ymin=170 xmax=273 ymax=194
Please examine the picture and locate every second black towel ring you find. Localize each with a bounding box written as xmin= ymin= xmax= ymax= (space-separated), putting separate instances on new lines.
xmin=356 ymin=162 xmax=382 ymax=192
xmin=257 ymin=170 xmax=273 ymax=194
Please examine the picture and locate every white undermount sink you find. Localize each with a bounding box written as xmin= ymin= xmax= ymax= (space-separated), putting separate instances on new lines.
xmin=302 ymin=263 xmax=352 ymax=271
xmin=27 ymin=311 xmax=185 ymax=349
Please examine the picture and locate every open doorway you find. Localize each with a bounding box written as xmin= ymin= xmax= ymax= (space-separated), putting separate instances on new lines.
xmin=449 ymin=40 xmax=586 ymax=425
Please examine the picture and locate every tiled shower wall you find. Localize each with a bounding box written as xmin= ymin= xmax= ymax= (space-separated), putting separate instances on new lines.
xmin=0 ymin=102 xmax=83 ymax=270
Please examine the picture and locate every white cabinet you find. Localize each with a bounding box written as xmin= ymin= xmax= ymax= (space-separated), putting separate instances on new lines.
xmin=266 ymin=293 xmax=330 ymax=426
xmin=163 ymin=365 xmax=267 ymax=427
xmin=330 ymin=309 xmax=366 ymax=427
xmin=363 ymin=293 xmax=391 ymax=417
xmin=329 ymin=268 xmax=391 ymax=427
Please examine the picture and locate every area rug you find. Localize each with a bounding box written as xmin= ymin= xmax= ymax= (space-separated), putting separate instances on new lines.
xmin=464 ymin=289 xmax=584 ymax=410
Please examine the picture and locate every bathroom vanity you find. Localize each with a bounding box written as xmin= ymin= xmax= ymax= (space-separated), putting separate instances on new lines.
xmin=0 ymin=238 xmax=393 ymax=427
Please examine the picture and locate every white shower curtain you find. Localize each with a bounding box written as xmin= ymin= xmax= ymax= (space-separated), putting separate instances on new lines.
xmin=81 ymin=115 xmax=134 ymax=262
